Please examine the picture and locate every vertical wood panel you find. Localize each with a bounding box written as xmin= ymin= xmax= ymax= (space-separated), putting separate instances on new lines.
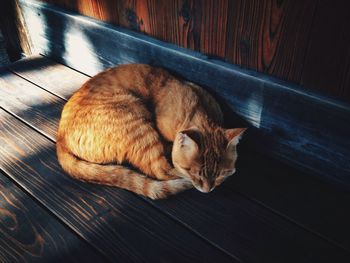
xmin=225 ymin=1 xmax=266 ymax=67
xmin=34 ymin=0 xmax=349 ymax=101
xmin=224 ymin=0 xmax=318 ymax=83
xmin=301 ymin=0 xmax=350 ymax=99
xmin=196 ymin=0 xmax=228 ymax=58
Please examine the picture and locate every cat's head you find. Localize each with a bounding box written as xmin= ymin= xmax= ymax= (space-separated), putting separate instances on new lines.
xmin=172 ymin=127 xmax=246 ymax=193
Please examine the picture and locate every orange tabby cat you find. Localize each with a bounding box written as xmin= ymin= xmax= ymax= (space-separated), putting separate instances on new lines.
xmin=57 ymin=64 xmax=246 ymax=199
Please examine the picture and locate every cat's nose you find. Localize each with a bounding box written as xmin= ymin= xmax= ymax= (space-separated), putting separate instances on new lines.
xmin=200 ymin=180 xmax=214 ymax=193
xmin=202 ymin=185 xmax=210 ymax=193
xmin=193 ymin=179 xmax=215 ymax=193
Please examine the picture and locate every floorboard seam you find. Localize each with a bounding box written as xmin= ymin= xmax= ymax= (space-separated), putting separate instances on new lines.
xmin=235 ymin=189 xmax=350 ymax=253
xmin=137 ymin=195 xmax=243 ymax=262
xmin=40 ymin=54 xmax=93 ymax=78
xmin=6 ymin=68 xmax=68 ymax=101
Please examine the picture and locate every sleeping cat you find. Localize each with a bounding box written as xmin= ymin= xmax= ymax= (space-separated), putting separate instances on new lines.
xmin=56 ymin=64 xmax=246 ymax=199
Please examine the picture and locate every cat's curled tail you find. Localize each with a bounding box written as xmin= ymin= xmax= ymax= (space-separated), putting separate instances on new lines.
xmin=56 ymin=140 xmax=192 ymax=200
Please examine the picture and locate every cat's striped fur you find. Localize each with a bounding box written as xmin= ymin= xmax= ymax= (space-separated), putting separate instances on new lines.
xmin=57 ymin=64 xmax=245 ymax=199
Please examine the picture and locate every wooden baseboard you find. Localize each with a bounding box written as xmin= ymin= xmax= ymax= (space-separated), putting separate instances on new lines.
xmin=19 ymin=0 xmax=350 ymax=188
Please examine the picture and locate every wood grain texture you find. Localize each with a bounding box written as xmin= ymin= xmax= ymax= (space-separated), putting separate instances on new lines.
xmin=3 ymin=56 xmax=350 ymax=262
xmin=0 ymin=112 xmax=234 ymax=262
xmin=33 ymin=0 xmax=350 ymax=100
xmin=0 ymin=172 xmax=105 ymax=263
xmin=18 ymin=0 xmax=350 ymax=188
xmin=225 ymin=0 xmax=317 ymax=83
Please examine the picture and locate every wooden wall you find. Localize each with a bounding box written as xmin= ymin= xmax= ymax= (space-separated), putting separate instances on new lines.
xmin=38 ymin=0 xmax=350 ymax=101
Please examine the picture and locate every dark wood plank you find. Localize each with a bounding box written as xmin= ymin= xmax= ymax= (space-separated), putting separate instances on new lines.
xmin=7 ymin=55 xmax=89 ymax=100
xmin=0 ymin=114 xmax=234 ymax=262
xmin=153 ymin=187 xmax=350 ymax=263
xmin=18 ymin=0 xmax=350 ymax=187
xmin=0 ymin=172 xmax=106 ymax=263
xmin=0 ymin=66 xmax=63 ymax=139
xmin=4 ymin=58 xmax=350 ymax=262
xmin=234 ymin=147 xmax=350 ymax=251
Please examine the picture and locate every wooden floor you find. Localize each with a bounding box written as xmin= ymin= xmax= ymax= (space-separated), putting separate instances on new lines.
xmin=1 ymin=55 xmax=350 ymax=263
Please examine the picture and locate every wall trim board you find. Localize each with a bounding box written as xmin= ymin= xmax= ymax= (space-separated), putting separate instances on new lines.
xmin=19 ymin=0 xmax=350 ymax=188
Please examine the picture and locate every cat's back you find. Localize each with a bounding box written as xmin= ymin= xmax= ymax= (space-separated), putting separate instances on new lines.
xmin=57 ymin=64 xmax=162 ymax=162
xmin=74 ymin=63 xmax=155 ymax=97
xmin=59 ymin=63 xmax=160 ymax=119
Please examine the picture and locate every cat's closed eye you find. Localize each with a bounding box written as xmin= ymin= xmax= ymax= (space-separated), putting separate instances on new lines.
xmin=214 ymin=169 xmax=236 ymax=186
xmin=215 ymin=174 xmax=229 ymax=186
xmin=177 ymin=164 xmax=199 ymax=174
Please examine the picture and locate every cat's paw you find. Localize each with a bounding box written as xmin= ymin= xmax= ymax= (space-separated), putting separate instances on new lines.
xmin=154 ymin=167 xmax=184 ymax=180
xmin=149 ymin=178 xmax=193 ymax=200
xmin=170 ymin=178 xmax=193 ymax=191
xmin=167 ymin=168 xmax=185 ymax=179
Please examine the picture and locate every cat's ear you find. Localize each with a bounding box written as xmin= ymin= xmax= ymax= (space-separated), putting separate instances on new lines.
xmin=176 ymin=128 xmax=201 ymax=154
xmin=173 ymin=129 xmax=201 ymax=169
xmin=225 ymin=128 xmax=247 ymax=149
